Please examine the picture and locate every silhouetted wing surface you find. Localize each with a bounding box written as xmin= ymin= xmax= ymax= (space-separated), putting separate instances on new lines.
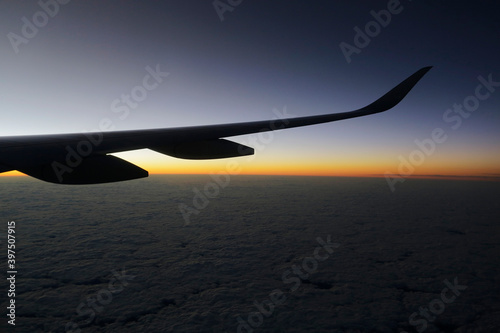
xmin=0 ymin=67 xmax=431 ymax=184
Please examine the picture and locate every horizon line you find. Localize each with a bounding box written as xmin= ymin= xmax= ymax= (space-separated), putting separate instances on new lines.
xmin=1 ymin=171 xmax=499 ymax=182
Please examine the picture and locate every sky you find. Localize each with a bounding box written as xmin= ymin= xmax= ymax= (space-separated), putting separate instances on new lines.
xmin=0 ymin=1 xmax=499 ymax=180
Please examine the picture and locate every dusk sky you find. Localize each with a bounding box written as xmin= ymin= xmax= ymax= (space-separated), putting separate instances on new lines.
xmin=1 ymin=1 xmax=499 ymax=179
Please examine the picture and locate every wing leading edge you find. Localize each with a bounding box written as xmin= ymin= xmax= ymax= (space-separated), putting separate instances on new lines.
xmin=0 ymin=67 xmax=432 ymax=184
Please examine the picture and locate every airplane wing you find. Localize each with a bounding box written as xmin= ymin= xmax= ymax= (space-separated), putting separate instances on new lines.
xmin=0 ymin=66 xmax=431 ymax=184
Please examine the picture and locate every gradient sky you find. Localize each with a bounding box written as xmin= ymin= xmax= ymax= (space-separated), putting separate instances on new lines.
xmin=1 ymin=1 xmax=499 ymax=179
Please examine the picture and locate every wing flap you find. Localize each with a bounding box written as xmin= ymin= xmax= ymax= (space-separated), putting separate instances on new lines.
xmin=151 ymin=139 xmax=254 ymax=160
xmin=19 ymin=155 xmax=148 ymax=184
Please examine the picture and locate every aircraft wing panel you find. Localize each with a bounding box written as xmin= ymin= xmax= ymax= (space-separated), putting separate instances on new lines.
xmin=0 ymin=67 xmax=431 ymax=184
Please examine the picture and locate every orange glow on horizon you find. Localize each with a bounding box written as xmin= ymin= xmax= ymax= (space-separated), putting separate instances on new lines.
xmin=141 ymin=156 xmax=500 ymax=179
xmin=1 ymin=160 xmax=499 ymax=182
xmin=0 ymin=171 xmax=24 ymax=177
xmin=2 ymin=170 xmax=499 ymax=181
xmin=3 ymin=143 xmax=498 ymax=182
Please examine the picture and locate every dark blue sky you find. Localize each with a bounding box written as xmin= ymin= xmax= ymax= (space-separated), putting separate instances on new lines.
xmin=1 ymin=1 xmax=499 ymax=178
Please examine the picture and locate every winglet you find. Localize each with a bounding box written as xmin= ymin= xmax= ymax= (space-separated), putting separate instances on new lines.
xmin=360 ymin=66 xmax=433 ymax=112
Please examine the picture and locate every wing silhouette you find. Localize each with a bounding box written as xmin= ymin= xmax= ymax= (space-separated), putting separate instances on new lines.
xmin=0 ymin=67 xmax=431 ymax=184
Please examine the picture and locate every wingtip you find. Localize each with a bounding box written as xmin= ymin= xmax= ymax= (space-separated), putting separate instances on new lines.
xmin=414 ymin=66 xmax=433 ymax=79
xmin=417 ymin=66 xmax=433 ymax=78
xmin=362 ymin=66 xmax=433 ymax=112
xmin=421 ymin=66 xmax=433 ymax=73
